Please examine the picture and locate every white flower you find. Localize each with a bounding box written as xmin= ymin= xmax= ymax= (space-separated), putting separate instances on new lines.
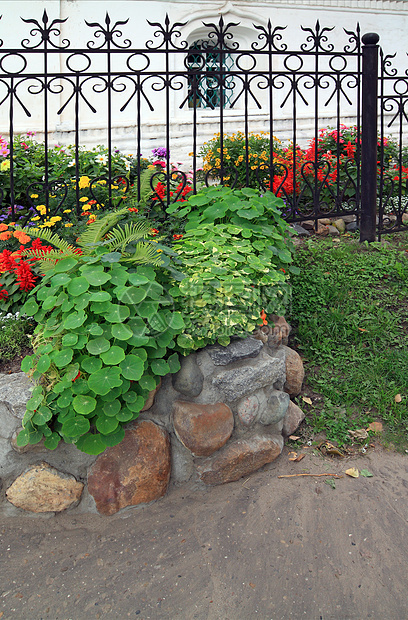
xmin=124 ymin=160 xmax=131 ymax=171
xmin=68 ymin=159 xmax=76 ymax=167
xmin=95 ymin=154 xmax=108 ymax=165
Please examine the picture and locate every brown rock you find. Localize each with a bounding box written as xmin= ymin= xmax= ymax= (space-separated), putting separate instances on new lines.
xmin=173 ymin=401 xmax=233 ymax=457
xmin=402 ymin=213 xmax=408 ymax=224
xmin=141 ymin=379 xmax=161 ymax=411
xmin=268 ymin=315 xmax=291 ymax=347
xmin=282 ymin=345 xmax=305 ymax=396
xmin=282 ymin=401 xmax=306 ymax=436
xmin=88 ymin=421 xmax=170 ymax=515
xmin=319 ymin=218 xmax=331 ymax=225
xmin=6 ymin=462 xmax=83 ymax=513
xmin=197 ymin=434 xmax=283 ymax=485
xmin=10 ymin=429 xmax=46 ymax=454
xmin=316 ymin=221 xmax=329 ymax=236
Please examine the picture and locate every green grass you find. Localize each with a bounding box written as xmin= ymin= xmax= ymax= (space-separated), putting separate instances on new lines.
xmin=0 ymin=312 xmax=34 ymax=364
xmin=288 ymin=234 xmax=408 ymax=449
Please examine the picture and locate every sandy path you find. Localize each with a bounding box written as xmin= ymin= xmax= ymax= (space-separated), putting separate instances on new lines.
xmin=1 ymin=446 xmax=408 ymax=620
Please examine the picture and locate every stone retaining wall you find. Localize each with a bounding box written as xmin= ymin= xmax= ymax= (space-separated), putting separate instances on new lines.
xmin=0 ymin=321 xmax=305 ymax=517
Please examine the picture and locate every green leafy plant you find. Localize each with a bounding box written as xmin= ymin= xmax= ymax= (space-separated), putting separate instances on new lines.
xmin=167 ymin=186 xmax=296 ymax=350
xmin=17 ymin=209 xmax=185 ymax=455
xmin=0 ymin=311 xmax=34 ymax=363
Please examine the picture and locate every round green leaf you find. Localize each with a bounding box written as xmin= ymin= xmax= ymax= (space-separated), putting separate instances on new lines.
xmin=105 ymin=304 xmax=130 ymax=323
xmin=73 ymin=394 xmax=97 ymax=415
xmin=74 ymin=293 xmax=91 ymax=311
xmin=21 ymin=355 xmax=34 ymax=373
xmin=101 ymin=252 xmax=122 ymax=263
xmin=115 ymin=408 xmax=134 ymax=422
xmin=51 ymin=273 xmax=72 ymax=287
xmin=139 ymin=374 xmax=157 ymax=391
xmin=53 ymin=348 xmax=74 ymax=368
xmin=128 ymin=273 xmax=149 ymax=286
xmin=86 ymin=337 xmax=110 ymax=355
xmin=103 ymin=399 xmax=121 ymax=417
xmin=83 ymin=270 xmax=112 ymax=286
xmin=168 ymin=312 xmax=185 ymax=331
xmin=81 ymin=356 xmax=103 ymax=373
xmin=100 ymin=346 xmax=126 ymax=365
xmin=96 ymin=414 xmax=119 ymax=435
xmin=63 ymin=311 xmax=86 ymax=330
xmin=136 ymin=301 xmax=159 ymax=320
xmin=54 ymin=257 xmax=78 ymax=273
xmin=91 ymin=300 xmax=112 ymax=315
xmin=87 ymin=367 xmax=123 ymax=395
xmin=32 ymin=406 xmax=52 ymax=425
xmin=62 ymin=416 xmax=90 ymax=437
xmin=37 ymin=354 xmax=51 ymax=374
xmin=150 ymin=359 xmax=171 ymax=376
xmin=67 ymin=276 xmax=90 ymax=297
xmin=16 ymin=428 xmax=30 ymax=447
xmin=42 ymin=296 xmax=57 ymax=311
xmin=89 ymin=324 xmax=104 ymax=336
xmin=57 ymin=391 xmax=73 ymax=408
xmin=22 ymin=298 xmax=39 ymax=316
xmin=126 ymin=396 xmax=145 ymax=413
xmin=62 ymin=333 xmax=79 ymax=347
xmin=119 ymin=355 xmax=144 ymax=381
xmin=110 ymin=268 xmax=128 ymax=287
xmin=71 ymin=378 xmax=90 ymax=395
xmin=44 ymin=433 xmax=60 ymax=450
xmin=75 ymin=433 xmax=106 ymax=455
xmin=89 ymin=291 xmax=111 ymax=302
xmin=117 ymin=286 xmax=147 ymax=305
xmin=111 ymin=323 xmax=133 ymax=341
xmin=101 ymin=426 xmax=125 ymax=447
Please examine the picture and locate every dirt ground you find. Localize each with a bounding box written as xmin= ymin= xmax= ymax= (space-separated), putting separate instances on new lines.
xmin=1 ymin=445 xmax=408 ymax=620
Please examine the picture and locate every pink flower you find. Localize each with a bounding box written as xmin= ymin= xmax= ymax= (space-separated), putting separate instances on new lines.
xmin=153 ymin=160 xmax=166 ymax=168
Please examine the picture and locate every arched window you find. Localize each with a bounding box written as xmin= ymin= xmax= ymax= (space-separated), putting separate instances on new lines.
xmin=187 ymin=40 xmax=235 ymax=109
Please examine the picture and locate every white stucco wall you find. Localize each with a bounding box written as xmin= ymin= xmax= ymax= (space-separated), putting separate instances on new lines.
xmin=0 ymin=0 xmax=407 ymax=161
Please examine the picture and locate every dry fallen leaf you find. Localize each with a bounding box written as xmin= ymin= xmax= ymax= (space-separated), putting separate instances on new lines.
xmin=345 ymin=467 xmax=359 ymax=478
xmin=249 ymin=583 xmax=256 ymax=589
xmin=358 ymin=327 xmax=368 ymax=332
xmin=302 ymin=396 xmax=312 ymax=405
xmin=289 ymin=435 xmax=300 ymax=441
xmin=368 ymin=421 xmax=383 ymax=433
xmin=395 ymin=394 xmax=402 ymax=403
xmin=349 ymin=428 xmax=369 ymax=440
xmin=294 ymin=453 xmax=306 ymax=462
xmin=288 ymin=451 xmax=298 ymax=461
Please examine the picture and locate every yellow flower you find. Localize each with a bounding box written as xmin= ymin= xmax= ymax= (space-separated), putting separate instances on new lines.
xmin=0 ymin=160 xmax=10 ymax=171
xmin=188 ymin=152 xmax=194 ymax=156
xmin=112 ymin=185 xmax=118 ymax=190
xmin=97 ymin=179 xmax=107 ymax=185
xmin=63 ymin=209 xmax=72 ymax=213
xmin=30 ymin=193 xmax=39 ymax=199
xmin=79 ymin=196 xmax=89 ymax=202
xmin=78 ymin=175 xmax=91 ymax=189
xmin=50 ymin=216 xmax=62 ymax=222
xmin=31 ymin=216 xmax=40 ymax=221
xmin=36 ymin=205 xmax=46 ymax=215
xmin=65 ymin=223 xmax=73 ymax=227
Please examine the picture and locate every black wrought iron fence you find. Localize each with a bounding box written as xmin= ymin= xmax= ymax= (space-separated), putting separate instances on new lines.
xmin=0 ymin=10 xmax=406 ymax=239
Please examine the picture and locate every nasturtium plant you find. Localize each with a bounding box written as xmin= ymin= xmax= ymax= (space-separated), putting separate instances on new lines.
xmin=168 ymin=186 xmax=297 ymax=350
xmin=17 ymin=209 xmax=185 ymax=455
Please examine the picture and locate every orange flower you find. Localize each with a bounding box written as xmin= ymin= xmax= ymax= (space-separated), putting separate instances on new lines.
xmin=0 ymin=224 xmax=8 ymax=232
xmin=260 ymin=309 xmax=268 ymax=326
xmin=128 ymin=207 xmax=138 ymax=212
xmin=13 ymin=231 xmax=31 ymax=244
xmin=0 ymin=231 xmax=12 ymax=240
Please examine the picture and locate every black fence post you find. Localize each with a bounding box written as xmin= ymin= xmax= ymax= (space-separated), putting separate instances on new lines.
xmin=360 ymin=32 xmax=380 ymax=242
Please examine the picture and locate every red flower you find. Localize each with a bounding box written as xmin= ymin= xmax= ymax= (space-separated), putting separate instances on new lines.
xmin=0 ymin=250 xmax=17 ymax=273
xmin=150 ymin=228 xmax=159 ymax=236
xmin=260 ymin=309 xmax=268 ymax=326
xmin=15 ymin=260 xmax=37 ymax=291
xmin=152 ymin=160 xmax=166 ymax=168
xmin=128 ymin=207 xmax=138 ymax=212
xmin=72 ymin=371 xmax=81 ymax=382
xmin=173 ymin=234 xmax=183 ymax=240
xmin=0 ymin=289 xmax=8 ymax=300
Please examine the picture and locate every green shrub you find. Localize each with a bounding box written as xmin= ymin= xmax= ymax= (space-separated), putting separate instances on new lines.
xmin=17 ymin=209 xmax=185 ymax=455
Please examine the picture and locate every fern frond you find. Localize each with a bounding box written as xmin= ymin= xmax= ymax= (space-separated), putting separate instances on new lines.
xmin=105 ymin=221 xmax=151 ymax=252
xmin=121 ymin=241 xmax=164 ymax=266
xmin=139 ymin=168 xmax=158 ymax=204
xmin=77 ymin=207 xmax=130 ymax=248
xmin=17 ymin=226 xmax=76 ymax=254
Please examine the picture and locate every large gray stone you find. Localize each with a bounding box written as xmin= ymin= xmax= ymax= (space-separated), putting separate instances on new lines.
xmin=207 ymin=337 xmax=263 ymax=366
xmin=0 ymin=372 xmax=34 ymax=419
xmin=0 ymin=403 xmax=22 ymax=439
xmin=172 ymin=355 xmax=204 ymax=397
xmin=259 ymin=390 xmax=290 ymax=426
xmin=212 ymin=355 xmax=285 ymax=402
